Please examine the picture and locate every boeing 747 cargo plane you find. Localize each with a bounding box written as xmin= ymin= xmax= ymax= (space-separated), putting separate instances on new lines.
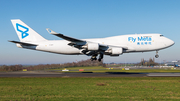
xmin=10 ymin=19 xmax=174 ymax=61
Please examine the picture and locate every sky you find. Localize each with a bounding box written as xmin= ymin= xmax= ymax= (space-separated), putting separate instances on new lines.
xmin=0 ymin=0 xmax=180 ymax=65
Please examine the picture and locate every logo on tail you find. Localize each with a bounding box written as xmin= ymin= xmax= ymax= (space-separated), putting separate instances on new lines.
xmin=16 ymin=23 xmax=29 ymax=39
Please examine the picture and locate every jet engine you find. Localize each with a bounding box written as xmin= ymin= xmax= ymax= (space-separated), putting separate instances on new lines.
xmin=82 ymin=43 xmax=99 ymax=51
xmin=109 ymin=48 xmax=123 ymax=56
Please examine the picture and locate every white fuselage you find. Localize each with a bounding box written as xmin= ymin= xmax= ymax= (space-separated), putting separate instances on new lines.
xmin=17 ymin=33 xmax=174 ymax=55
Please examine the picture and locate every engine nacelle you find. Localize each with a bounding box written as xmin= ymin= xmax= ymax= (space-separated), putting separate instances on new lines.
xmin=111 ymin=48 xmax=123 ymax=55
xmin=87 ymin=43 xmax=99 ymax=51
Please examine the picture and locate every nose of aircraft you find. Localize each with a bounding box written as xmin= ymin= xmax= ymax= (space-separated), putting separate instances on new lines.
xmin=165 ymin=38 xmax=175 ymax=47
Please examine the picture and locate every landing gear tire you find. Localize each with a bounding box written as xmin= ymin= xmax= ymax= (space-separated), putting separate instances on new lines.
xmin=91 ymin=57 xmax=97 ymax=61
xmin=90 ymin=53 xmax=104 ymax=62
xmin=91 ymin=55 xmax=97 ymax=61
xmin=155 ymin=55 xmax=159 ymax=58
xmin=155 ymin=50 xmax=159 ymax=58
xmin=98 ymin=53 xmax=103 ymax=62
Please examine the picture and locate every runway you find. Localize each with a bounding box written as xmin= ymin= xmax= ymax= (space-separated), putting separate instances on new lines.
xmin=0 ymin=71 xmax=180 ymax=77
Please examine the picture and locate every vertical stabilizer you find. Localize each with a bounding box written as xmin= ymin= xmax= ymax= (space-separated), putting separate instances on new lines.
xmin=11 ymin=19 xmax=47 ymax=42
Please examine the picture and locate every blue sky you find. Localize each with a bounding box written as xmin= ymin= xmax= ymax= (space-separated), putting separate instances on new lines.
xmin=0 ymin=0 xmax=180 ymax=65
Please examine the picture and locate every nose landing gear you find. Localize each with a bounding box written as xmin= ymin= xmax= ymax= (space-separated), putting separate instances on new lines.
xmin=155 ymin=50 xmax=159 ymax=58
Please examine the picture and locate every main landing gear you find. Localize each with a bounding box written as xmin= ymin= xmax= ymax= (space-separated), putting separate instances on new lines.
xmin=91 ymin=54 xmax=97 ymax=61
xmin=155 ymin=50 xmax=159 ymax=58
xmin=98 ymin=54 xmax=103 ymax=62
xmin=91 ymin=53 xmax=103 ymax=62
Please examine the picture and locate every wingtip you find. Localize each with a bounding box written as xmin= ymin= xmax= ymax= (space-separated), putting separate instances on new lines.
xmin=46 ymin=28 xmax=58 ymax=34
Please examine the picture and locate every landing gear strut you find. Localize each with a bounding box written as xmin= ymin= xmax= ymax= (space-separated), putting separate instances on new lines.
xmin=155 ymin=50 xmax=159 ymax=58
xmin=90 ymin=53 xmax=104 ymax=62
xmin=98 ymin=53 xmax=103 ymax=62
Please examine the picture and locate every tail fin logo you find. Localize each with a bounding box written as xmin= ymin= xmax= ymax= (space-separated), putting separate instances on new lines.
xmin=16 ymin=23 xmax=29 ymax=39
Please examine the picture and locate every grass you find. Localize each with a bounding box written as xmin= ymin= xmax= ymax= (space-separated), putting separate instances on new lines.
xmin=0 ymin=77 xmax=180 ymax=101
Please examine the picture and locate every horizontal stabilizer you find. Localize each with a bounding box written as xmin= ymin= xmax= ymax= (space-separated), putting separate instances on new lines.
xmin=9 ymin=40 xmax=37 ymax=46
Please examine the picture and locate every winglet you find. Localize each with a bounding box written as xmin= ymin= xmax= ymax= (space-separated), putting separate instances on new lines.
xmin=46 ymin=28 xmax=58 ymax=34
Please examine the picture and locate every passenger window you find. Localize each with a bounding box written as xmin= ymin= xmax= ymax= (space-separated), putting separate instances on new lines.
xmin=160 ymin=35 xmax=164 ymax=37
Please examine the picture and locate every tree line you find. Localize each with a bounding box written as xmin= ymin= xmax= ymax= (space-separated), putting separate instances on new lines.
xmin=0 ymin=59 xmax=105 ymax=71
xmin=0 ymin=58 xmax=160 ymax=72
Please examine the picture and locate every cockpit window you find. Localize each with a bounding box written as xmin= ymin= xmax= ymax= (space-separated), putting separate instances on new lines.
xmin=160 ymin=35 xmax=164 ymax=37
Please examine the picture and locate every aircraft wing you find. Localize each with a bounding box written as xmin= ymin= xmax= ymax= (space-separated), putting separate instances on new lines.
xmin=46 ymin=28 xmax=83 ymax=42
xmin=53 ymin=34 xmax=83 ymax=42
xmin=46 ymin=28 xmax=86 ymax=45
xmin=9 ymin=40 xmax=38 ymax=46
xmin=46 ymin=28 xmax=128 ymax=51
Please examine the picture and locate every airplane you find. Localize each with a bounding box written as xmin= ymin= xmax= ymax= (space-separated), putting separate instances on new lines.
xmin=9 ymin=19 xmax=175 ymax=62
